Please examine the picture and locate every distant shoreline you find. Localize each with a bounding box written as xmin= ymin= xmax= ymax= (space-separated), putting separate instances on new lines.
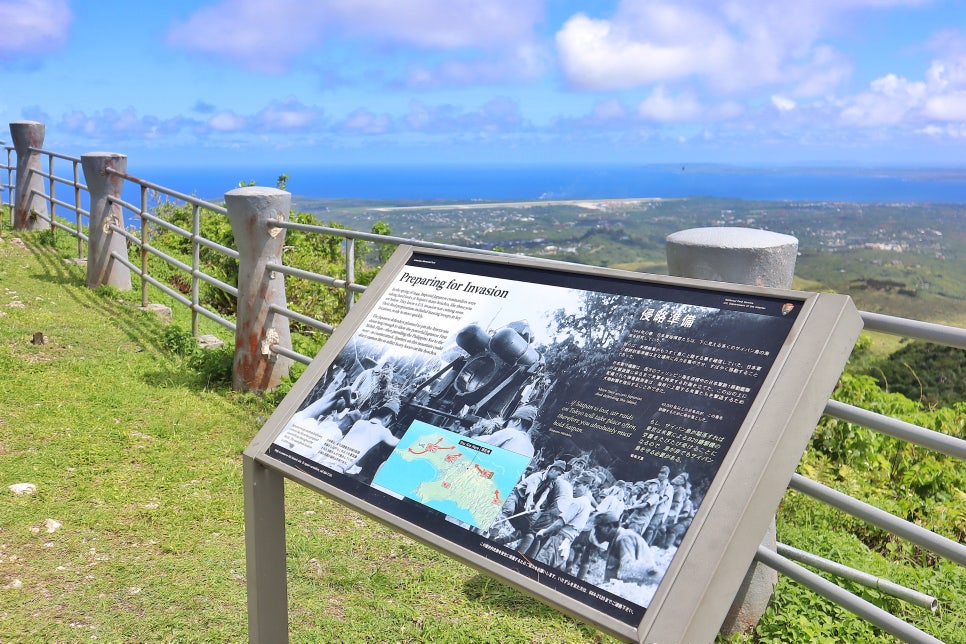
xmin=129 ymin=163 xmax=966 ymax=206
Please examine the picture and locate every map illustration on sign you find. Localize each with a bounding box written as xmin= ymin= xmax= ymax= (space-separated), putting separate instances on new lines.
xmin=373 ymin=421 xmax=533 ymax=530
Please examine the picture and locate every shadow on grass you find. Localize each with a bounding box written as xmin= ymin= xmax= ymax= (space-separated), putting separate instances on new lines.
xmin=463 ymin=572 xmax=565 ymax=617
xmin=462 ymin=573 xmax=609 ymax=639
xmin=21 ymin=235 xmax=186 ymax=356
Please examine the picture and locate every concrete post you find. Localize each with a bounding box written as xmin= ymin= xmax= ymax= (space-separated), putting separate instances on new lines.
xmin=665 ymin=226 xmax=798 ymax=637
xmin=666 ymin=227 xmax=797 ymax=288
xmin=81 ymin=152 xmax=132 ymax=290
xmin=10 ymin=121 xmax=49 ymax=231
xmin=225 ymin=187 xmax=293 ymax=393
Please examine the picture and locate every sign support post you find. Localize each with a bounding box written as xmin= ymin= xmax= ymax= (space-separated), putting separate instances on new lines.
xmin=243 ymin=454 xmax=289 ymax=643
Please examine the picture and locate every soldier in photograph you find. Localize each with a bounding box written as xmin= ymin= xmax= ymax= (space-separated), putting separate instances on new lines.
xmin=319 ymin=399 xmax=402 ymax=475
xmin=494 ymin=459 xmax=567 ymax=545
xmin=596 ymin=511 xmax=660 ymax=584
xmin=477 ymin=404 xmax=537 ymax=458
xmin=534 ymin=473 xmax=597 ymax=567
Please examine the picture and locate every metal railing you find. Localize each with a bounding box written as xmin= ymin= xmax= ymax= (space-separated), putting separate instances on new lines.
xmin=104 ymin=169 xmax=240 ymax=337
xmin=2 ymin=141 xmax=14 ymax=218
xmin=3 ymin=131 xmax=964 ymax=643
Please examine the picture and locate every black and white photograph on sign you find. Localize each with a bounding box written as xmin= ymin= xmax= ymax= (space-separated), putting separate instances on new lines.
xmin=269 ymin=255 xmax=799 ymax=621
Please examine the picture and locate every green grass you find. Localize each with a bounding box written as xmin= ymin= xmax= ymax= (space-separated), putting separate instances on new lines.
xmin=0 ymin=231 xmax=612 ymax=642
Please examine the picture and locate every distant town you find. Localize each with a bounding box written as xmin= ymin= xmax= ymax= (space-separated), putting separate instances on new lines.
xmin=294 ymin=196 xmax=966 ymax=325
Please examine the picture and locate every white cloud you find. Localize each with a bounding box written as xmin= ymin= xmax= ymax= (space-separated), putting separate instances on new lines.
xmin=556 ymin=11 xmax=732 ymax=91
xmin=166 ymin=0 xmax=327 ymax=74
xmin=325 ymin=0 xmax=542 ymax=49
xmin=592 ymin=99 xmax=630 ymax=121
xmin=167 ymin=0 xmax=543 ymax=76
xmin=554 ymin=0 xmax=921 ymax=95
xmin=839 ymin=53 xmax=966 ymax=128
xmin=918 ymin=123 xmax=966 ymax=138
xmin=340 ymin=109 xmax=391 ymax=134
xmin=771 ymin=96 xmax=797 ymax=112
xmin=789 ymin=46 xmax=853 ymax=97
xmin=205 ymin=100 xmax=324 ymax=133
xmin=638 ymin=86 xmax=701 ymax=121
xmin=57 ymin=108 xmax=196 ymax=142
xmin=635 ymin=86 xmax=743 ymax=123
xmin=255 ymin=98 xmax=323 ymax=131
xmin=209 ymin=111 xmax=247 ymax=132
xmin=0 ymin=0 xmax=72 ymax=56
xmin=922 ymin=93 xmax=966 ymax=121
xmin=404 ymin=43 xmax=548 ymax=88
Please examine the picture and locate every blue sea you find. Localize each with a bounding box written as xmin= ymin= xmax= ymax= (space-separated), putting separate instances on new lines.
xmin=129 ymin=163 xmax=966 ymax=206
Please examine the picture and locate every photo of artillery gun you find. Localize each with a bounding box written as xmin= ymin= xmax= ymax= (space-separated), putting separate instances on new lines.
xmin=401 ymin=320 xmax=545 ymax=432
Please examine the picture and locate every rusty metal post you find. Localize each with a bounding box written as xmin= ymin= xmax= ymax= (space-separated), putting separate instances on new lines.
xmin=81 ymin=152 xmax=132 ymax=290
xmin=9 ymin=121 xmax=49 ymax=231
xmin=666 ymin=226 xmax=799 ymax=638
xmin=225 ymin=187 xmax=293 ymax=393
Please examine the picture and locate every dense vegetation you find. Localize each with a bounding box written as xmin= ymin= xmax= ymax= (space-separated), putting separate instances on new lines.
xmin=864 ymin=341 xmax=966 ymax=408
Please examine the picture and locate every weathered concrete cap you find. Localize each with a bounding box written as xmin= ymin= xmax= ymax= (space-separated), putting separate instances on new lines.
xmin=666 ymin=226 xmax=798 ymax=289
xmin=82 ymin=151 xmax=127 ymax=159
xmin=225 ymin=186 xmax=288 ymax=198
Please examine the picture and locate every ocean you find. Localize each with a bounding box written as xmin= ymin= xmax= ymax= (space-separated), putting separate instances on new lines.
xmin=131 ymin=163 xmax=966 ymax=205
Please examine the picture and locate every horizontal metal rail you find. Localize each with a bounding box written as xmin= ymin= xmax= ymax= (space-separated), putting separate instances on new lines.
xmin=143 ymin=243 xmax=238 ymax=298
xmin=755 ymin=547 xmax=942 ymax=644
xmin=788 ymin=474 xmax=966 ymax=567
xmin=105 ymin=167 xmax=228 ymax=215
xmin=110 ymin=250 xmax=236 ymax=333
xmin=265 ymin=261 xmax=365 ymax=295
xmin=31 ymin=167 xmax=87 ymax=192
xmin=49 ymin=196 xmax=86 ymax=215
xmin=111 ymin=225 xmax=239 ymax=298
xmin=861 ymin=310 xmax=966 ymax=350
xmin=269 ymin=343 xmax=312 ymax=366
xmin=49 ymin=174 xmax=85 ymax=191
xmin=271 ymin=219 xmax=503 ymax=256
xmin=825 ymin=399 xmax=966 ymax=461
xmin=775 ymin=543 xmax=938 ymax=611
xmin=193 ymin=233 xmax=240 ymax=260
xmin=51 ymin=219 xmax=89 ymax=242
xmin=268 ymin=303 xmax=336 ymax=335
xmin=28 ymin=146 xmax=80 ymax=163
xmin=131 ymin=206 xmax=240 ymax=259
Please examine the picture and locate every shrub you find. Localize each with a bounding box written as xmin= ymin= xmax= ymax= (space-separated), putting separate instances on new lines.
xmin=187 ymin=344 xmax=234 ymax=387
xmin=161 ymin=325 xmax=199 ymax=357
xmin=159 ymin=324 xmax=234 ymax=387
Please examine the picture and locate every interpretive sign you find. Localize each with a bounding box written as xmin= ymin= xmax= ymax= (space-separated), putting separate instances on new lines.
xmin=245 ymin=245 xmax=861 ymax=643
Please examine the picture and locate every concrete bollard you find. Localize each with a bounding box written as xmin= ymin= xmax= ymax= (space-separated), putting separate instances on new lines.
xmin=81 ymin=152 xmax=132 ymax=290
xmin=666 ymin=226 xmax=797 ymax=288
xmin=225 ymin=187 xmax=293 ymax=393
xmin=665 ymin=226 xmax=798 ymax=638
xmin=10 ymin=121 xmax=49 ymax=231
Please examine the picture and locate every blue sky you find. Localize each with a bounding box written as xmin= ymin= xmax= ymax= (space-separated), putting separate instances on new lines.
xmin=1 ymin=0 xmax=965 ymax=167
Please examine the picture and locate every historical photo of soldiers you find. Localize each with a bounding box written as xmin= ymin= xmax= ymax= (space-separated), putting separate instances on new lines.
xmin=273 ymin=265 xmax=794 ymax=610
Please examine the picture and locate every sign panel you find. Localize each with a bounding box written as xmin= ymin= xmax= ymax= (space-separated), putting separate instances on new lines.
xmin=249 ymin=246 xmax=860 ymax=642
